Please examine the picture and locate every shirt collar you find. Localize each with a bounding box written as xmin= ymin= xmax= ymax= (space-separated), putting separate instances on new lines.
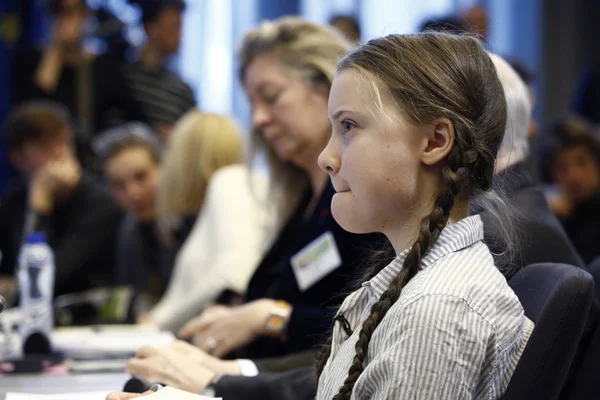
xmin=362 ymin=215 xmax=485 ymax=299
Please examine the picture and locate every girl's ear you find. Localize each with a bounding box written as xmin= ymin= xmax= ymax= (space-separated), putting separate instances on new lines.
xmin=421 ymin=118 xmax=455 ymax=166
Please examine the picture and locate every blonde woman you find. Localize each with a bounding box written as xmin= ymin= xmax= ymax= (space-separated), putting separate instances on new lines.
xmin=143 ymin=111 xmax=280 ymax=330
xmin=155 ymin=111 xmax=244 ymax=244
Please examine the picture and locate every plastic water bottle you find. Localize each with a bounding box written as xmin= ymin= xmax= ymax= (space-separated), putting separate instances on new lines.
xmin=17 ymin=232 xmax=55 ymax=343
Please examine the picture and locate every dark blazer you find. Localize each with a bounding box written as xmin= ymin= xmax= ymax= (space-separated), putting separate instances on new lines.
xmin=241 ymin=181 xmax=384 ymax=359
xmin=0 ymin=177 xmax=122 ymax=296
xmin=215 ymin=367 xmax=317 ymax=400
xmin=560 ymin=192 xmax=600 ymax=264
xmin=477 ymin=162 xmax=584 ymax=273
xmin=115 ymin=215 xmax=194 ymax=313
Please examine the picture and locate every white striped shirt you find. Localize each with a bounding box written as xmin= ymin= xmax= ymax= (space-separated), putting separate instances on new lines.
xmin=316 ymin=215 xmax=534 ymax=400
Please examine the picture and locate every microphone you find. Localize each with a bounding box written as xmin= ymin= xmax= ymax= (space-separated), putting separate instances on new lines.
xmin=0 ymin=295 xmax=6 ymax=314
xmin=123 ymin=376 xmax=149 ymax=393
xmin=123 ymin=376 xmax=166 ymax=393
xmin=334 ymin=314 xmax=354 ymax=337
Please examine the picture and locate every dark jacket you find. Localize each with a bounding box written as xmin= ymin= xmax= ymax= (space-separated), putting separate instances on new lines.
xmin=115 ymin=214 xmax=194 ymax=313
xmin=561 ymin=192 xmax=600 ymax=264
xmin=0 ymin=177 xmax=122 ymax=296
xmin=241 ymin=181 xmax=383 ymax=359
xmin=12 ymin=49 xmax=141 ymax=134
xmin=216 ymin=367 xmax=317 ymax=400
xmin=478 ymin=162 xmax=584 ymax=272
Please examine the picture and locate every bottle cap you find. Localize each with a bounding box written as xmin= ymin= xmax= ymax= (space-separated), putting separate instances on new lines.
xmin=25 ymin=232 xmax=47 ymax=244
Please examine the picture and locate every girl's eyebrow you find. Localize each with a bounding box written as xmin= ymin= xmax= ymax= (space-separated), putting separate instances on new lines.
xmin=330 ymin=109 xmax=363 ymax=121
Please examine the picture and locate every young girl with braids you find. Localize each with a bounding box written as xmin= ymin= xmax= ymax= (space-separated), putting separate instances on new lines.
xmin=316 ymin=33 xmax=534 ymax=399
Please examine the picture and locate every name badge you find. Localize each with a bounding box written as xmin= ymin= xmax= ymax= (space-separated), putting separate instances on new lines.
xmin=291 ymin=231 xmax=342 ymax=291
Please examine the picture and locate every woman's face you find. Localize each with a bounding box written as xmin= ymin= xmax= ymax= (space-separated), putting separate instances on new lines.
xmin=244 ymin=55 xmax=331 ymax=171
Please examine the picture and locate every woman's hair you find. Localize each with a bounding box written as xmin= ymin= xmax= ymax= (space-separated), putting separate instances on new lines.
xmin=94 ymin=122 xmax=162 ymax=164
xmin=238 ymin=17 xmax=352 ymax=218
xmin=2 ymin=101 xmax=71 ymax=151
xmin=489 ymin=53 xmax=532 ymax=171
xmin=315 ymin=33 xmax=509 ymax=399
xmin=155 ymin=110 xmax=243 ymax=232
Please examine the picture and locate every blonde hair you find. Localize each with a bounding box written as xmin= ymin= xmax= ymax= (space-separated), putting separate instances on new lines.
xmin=155 ymin=110 xmax=243 ymax=231
xmin=238 ymin=17 xmax=352 ymax=217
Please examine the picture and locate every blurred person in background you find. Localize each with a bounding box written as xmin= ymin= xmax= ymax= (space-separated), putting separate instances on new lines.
xmin=419 ymin=15 xmax=469 ymax=35
xmin=572 ymin=65 xmax=600 ymax=124
xmin=142 ymin=113 xmax=281 ymax=331
xmin=479 ymin=54 xmax=583 ymax=270
xmin=154 ymin=112 xmax=244 ymax=247
xmin=508 ymin=60 xmax=539 ymax=144
xmin=0 ymin=101 xmax=122 ymax=302
xmin=543 ymin=119 xmax=600 ymax=263
xmin=329 ymin=15 xmax=361 ymax=43
xmin=124 ymin=0 xmax=196 ymax=142
xmin=99 ymin=112 xmax=243 ymax=318
xmin=11 ymin=0 xmax=141 ymax=170
xmin=96 ymin=123 xmax=167 ymax=317
xmin=463 ymin=4 xmax=489 ymax=42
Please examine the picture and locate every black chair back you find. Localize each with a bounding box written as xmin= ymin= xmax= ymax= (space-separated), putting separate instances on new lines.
xmin=562 ymin=257 xmax=600 ymax=400
xmin=503 ymin=263 xmax=594 ymax=400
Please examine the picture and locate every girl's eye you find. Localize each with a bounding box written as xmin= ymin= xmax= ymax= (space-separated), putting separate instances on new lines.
xmin=342 ymin=121 xmax=355 ymax=133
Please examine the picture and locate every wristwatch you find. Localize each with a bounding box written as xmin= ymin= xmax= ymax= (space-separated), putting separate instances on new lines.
xmin=203 ymin=373 xmax=223 ymax=397
xmin=264 ymin=300 xmax=292 ymax=336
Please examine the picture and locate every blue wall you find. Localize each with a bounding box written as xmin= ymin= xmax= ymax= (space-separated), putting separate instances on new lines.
xmin=0 ymin=0 xmax=46 ymax=193
xmin=258 ymin=0 xmax=300 ymax=20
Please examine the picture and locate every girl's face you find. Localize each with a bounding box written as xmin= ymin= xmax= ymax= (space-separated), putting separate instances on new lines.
xmin=319 ymin=69 xmax=454 ymax=249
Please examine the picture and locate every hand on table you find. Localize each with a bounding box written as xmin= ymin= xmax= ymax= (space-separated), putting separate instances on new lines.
xmin=155 ymin=340 xmax=242 ymax=375
xmin=178 ymin=300 xmax=277 ymax=358
xmin=125 ymin=344 xmax=215 ymax=393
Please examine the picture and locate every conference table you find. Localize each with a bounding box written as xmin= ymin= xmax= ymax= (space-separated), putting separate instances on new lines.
xmin=0 ymin=319 xmax=176 ymax=399
xmin=0 ymin=372 xmax=129 ymax=398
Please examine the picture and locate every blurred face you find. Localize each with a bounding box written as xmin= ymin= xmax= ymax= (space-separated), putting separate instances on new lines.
xmin=53 ymin=0 xmax=88 ymax=46
xmin=331 ymin=20 xmax=360 ymax=43
xmin=552 ymin=144 xmax=600 ymax=202
xmin=104 ymin=147 xmax=160 ymax=222
xmin=12 ymin=130 xmax=74 ymax=176
xmin=319 ymin=70 xmax=433 ymax=237
xmin=244 ymin=55 xmax=330 ymax=171
xmin=527 ymin=84 xmax=538 ymax=143
xmin=147 ymin=7 xmax=183 ymax=57
xmin=465 ymin=6 xmax=489 ymax=40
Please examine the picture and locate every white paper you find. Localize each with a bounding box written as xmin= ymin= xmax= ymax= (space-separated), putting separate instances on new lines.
xmin=147 ymin=386 xmax=220 ymax=399
xmin=5 ymin=392 xmax=110 ymax=400
xmin=5 ymin=387 xmax=220 ymax=400
xmin=52 ymin=325 xmax=176 ymax=356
